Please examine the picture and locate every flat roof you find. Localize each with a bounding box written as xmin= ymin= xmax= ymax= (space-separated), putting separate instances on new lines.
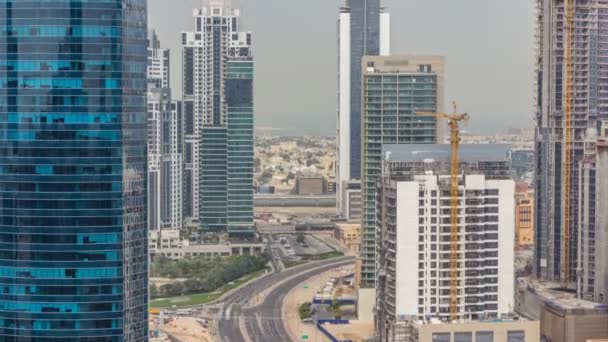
xmin=520 ymin=278 xmax=608 ymax=311
xmin=382 ymin=144 xmax=511 ymax=163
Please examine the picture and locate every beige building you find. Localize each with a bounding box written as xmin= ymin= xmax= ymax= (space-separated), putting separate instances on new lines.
xmin=515 ymin=182 xmax=534 ymax=247
xmin=516 ymin=278 xmax=608 ymax=342
xmin=414 ymin=319 xmax=540 ymax=342
xmin=152 ymin=242 xmax=263 ymax=260
xmin=149 ymin=230 xmax=184 ymax=255
xmin=334 ymin=222 xmax=361 ymax=252
xmin=295 ymin=174 xmax=325 ymax=195
xmin=539 ymin=304 xmax=608 ymax=342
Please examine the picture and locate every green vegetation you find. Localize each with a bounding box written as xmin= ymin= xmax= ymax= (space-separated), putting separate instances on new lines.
xmin=150 ymin=269 xmax=266 ymax=308
xmin=150 ymin=254 xmax=269 ymax=300
xmin=259 ymin=169 xmax=274 ymax=184
xmin=330 ymin=299 xmax=342 ymax=319
xmin=296 ymin=233 xmax=306 ymax=244
xmin=284 ymin=259 xmax=308 ymax=268
xmin=299 ymin=302 xmax=312 ymax=320
xmin=301 ymin=251 xmax=344 ymax=261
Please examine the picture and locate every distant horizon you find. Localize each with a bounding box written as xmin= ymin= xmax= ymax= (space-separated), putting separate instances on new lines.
xmin=149 ymin=0 xmax=535 ymax=137
xmin=254 ymin=114 xmax=533 ymax=137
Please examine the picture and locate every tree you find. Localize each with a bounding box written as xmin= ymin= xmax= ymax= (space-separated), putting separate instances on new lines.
xmin=259 ymin=169 xmax=274 ymax=184
xmin=286 ymin=172 xmax=296 ymax=181
xmin=296 ymin=233 xmax=306 ymax=244
xmin=306 ymin=158 xmax=320 ymax=167
xmin=299 ymin=303 xmax=312 ymax=320
xmin=330 ymin=299 xmax=342 ymax=319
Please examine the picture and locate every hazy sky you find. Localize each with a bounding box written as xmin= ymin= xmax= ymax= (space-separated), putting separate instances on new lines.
xmin=149 ymin=0 xmax=535 ymax=136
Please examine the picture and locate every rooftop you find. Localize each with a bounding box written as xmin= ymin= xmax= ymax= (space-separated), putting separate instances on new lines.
xmin=382 ymin=144 xmax=511 ymax=163
xmin=520 ymin=278 xmax=608 ymax=312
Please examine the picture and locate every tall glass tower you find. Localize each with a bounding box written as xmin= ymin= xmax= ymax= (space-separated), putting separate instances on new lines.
xmin=0 ymin=0 xmax=148 ymax=340
xmin=182 ymin=1 xmax=254 ymax=236
xmin=337 ymin=0 xmax=390 ymax=218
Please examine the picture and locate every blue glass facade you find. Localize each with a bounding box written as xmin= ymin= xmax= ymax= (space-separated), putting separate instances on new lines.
xmin=226 ymin=60 xmax=254 ymax=234
xmin=200 ymin=127 xmax=228 ymax=231
xmin=0 ymin=0 xmax=148 ymax=340
xmin=348 ymin=0 xmax=380 ymax=180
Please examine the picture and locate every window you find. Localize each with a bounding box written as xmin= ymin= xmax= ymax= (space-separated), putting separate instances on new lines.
xmin=432 ymin=333 xmax=450 ymax=342
xmin=476 ymin=331 xmax=494 ymax=342
xmin=454 ymin=332 xmax=473 ymax=342
xmin=507 ymin=330 xmax=525 ymax=342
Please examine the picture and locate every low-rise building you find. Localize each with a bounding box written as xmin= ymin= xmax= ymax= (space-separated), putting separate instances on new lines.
xmin=334 ymin=223 xmax=361 ymax=252
xmin=149 ymin=230 xmax=184 ymax=255
xmin=296 ymin=174 xmax=326 ymax=195
xmin=414 ymin=318 xmax=540 ymax=342
xmin=153 ymin=243 xmax=264 ymax=260
xmin=516 ymin=278 xmax=608 ymax=342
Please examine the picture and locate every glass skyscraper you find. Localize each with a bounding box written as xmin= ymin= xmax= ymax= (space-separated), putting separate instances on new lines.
xmin=182 ymin=2 xmax=254 ymax=236
xmin=360 ymin=56 xmax=444 ymax=286
xmin=337 ymin=0 xmax=390 ymax=218
xmin=0 ymin=0 xmax=148 ymax=340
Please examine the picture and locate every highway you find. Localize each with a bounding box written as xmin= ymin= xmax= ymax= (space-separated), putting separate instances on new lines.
xmin=217 ymin=256 xmax=355 ymax=342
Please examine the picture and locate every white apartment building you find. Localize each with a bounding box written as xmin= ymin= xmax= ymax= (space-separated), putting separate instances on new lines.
xmin=147 ymin=32 xmax=183 ymax=231
xmin=147 ymin=30 xmax=169 ymax=89
xmin=375 ymin=145 xmax=515 ymax=341
xmin=376 ymin=170 xmax=515 ymax=340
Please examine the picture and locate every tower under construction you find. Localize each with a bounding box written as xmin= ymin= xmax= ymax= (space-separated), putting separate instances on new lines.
xmin=535 ymin=0 xmax=608 ymax=303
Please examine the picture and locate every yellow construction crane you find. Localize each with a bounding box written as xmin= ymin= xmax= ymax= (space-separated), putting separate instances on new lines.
xmin=563 ymin=0 xmax=574 ymax=287
xmin=418 ymin=101 xmax=469 ymax=321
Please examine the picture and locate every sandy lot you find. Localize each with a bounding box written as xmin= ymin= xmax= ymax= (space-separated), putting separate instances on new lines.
xmin=282 ymin=265 xmax=355 ymax=342
xmin=323 ymin=321 xmax=374 ymax=341
xmin=162 ymin=317 xmax=213 ymax=342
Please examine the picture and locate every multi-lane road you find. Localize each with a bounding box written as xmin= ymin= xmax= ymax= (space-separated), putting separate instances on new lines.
xmin=217 ymin=256 xmax=355 ymax=342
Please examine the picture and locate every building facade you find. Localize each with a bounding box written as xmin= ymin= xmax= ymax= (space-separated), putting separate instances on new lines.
xmin=147 ymin=32 xmax=183 ymax=232
xmin=375 ymin=145 xmax=514 ymax=340
xmin=577 ymin=121 xmax=608 ymax=303
xmin=0 ymin=0 xmax=148 ymax=340
xmin=516 ymin=183 xmax=534 ymax=248
xmin=534 ymin=0 xmax=608 ymax=296
xmin=360 ymin=56 xmax=445 ymax=286
xmin=147 ymin=30 xmax=170 ymax=89
xmin=415 ymin=319 xmax=540 ymax=342
xmin=182 ymin=1 xmax=254 ymax=236
xmin=337 ymin=0 xmax=390 ymax=217
xmin=296 ymin=174 xmax=326 ymax=196
xmin=342 ymin=180 xmax=362 ymax=221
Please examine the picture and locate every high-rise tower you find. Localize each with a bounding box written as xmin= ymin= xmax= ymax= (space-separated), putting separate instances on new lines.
xmin=0 ymin=0 xmax=148 ymax=340
xmin=182 ymin=1 xmax=254 ymax=236
xmin=147 ymin=31 xmax=183 ymax=232
xmin=535 ymin=0 xmax=608 ymax=302
xmin=337 ymin=0 xmax=390 ymax=218
xmin=360 ymin=56 xmax=444 ymax=286
xmin=375 ymin=144 xmax=514 ymax=340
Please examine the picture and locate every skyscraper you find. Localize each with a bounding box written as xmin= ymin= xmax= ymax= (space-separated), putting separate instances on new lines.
xmin=182 ymin=1 xmax=254 ymax=236
xmin=337 ymin=0 xmax=390 ymax=218
xmin=535 ymin=0 xmax=608 ymax=300
xmin=147 ymin=30 xmax=170 ymax=90
xmin=147 ymin=31 xmax=183 ymax=232
xmin=0 ymin=0 xmax=148 ymax=340
xmin=375 ymin=144 xmax=514 ymax=340
xmin=360 ymin=55 xmax=444 ymax=286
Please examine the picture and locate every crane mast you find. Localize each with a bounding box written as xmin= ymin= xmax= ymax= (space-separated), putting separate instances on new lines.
xmin=563 ymin=0 xmax=574 ymax=286
xmin=418 ymin=101 xmax=469 ymax=321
